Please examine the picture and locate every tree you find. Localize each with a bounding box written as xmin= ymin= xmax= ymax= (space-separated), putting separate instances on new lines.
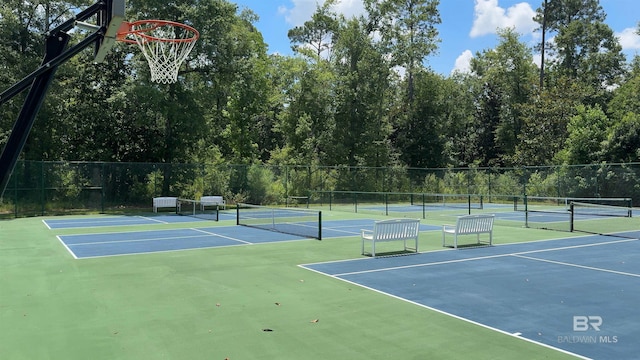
xmin=441 ymin=73 xmax=479 ymax=167
xmin=601 ymin=113 xmax=640 ymax=163
xmin=287 ymin=0 xmax=340 ymax=61
xmin=276 ymin=57 xmax=336 ymax=165
xmin=364 ymin=0 xmax=440 ymax=104
xmin=469 ymin=28 xmax=538 ymax=166
xmin=535 ymin=0 xmax=625 ymax=104
xmin=394 ymin=70 xmax=447 ymax=168
xmin=330 ymin=17 xmax=394 ymax=168
xmin=514 ymin=77 xmax=587 ymax=165
xmin=556 ymin=104 xmax=611 ymax=164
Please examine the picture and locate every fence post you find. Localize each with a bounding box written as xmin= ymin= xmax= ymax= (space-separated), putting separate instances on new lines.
xmin=40 ymin=160 xmax=45 ymax=216
xmin=101 ymin=162 xmax=105 ymax=213
xmin=13 ymin=165 xmax=18 ymax=218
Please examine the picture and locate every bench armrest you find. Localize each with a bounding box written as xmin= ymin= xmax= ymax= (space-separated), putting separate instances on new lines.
xmin=361 ymin=229 xmax=373 ymax=238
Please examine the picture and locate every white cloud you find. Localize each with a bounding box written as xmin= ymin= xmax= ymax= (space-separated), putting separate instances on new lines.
xmin=532 ymin=52 xmax=541 ymax=68
xmin=282 ymin=0 xmax=365 ymax=27
xmin=617 ymin=27 xmax=640 ymax=50
xmin=470 ymin=0 xmax=536 ymax=38
xmin=452 ymin=50 xmax=474 ymax=74
xmin=332 ymin=0 xmax=365 ymax=19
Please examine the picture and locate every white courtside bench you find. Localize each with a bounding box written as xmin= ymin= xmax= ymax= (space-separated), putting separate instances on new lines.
xmin=200 ymin=195 xmax=226 ymax=210
xmin=361 ymin=218 xmax=421 ymax=257
xmin=442 ymin=214 xmax=495 ymax=249
xmin=153 ymin=196 xmax=178 ymax=213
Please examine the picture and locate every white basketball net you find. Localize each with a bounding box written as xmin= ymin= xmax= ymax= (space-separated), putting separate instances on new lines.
xmin=129 ymin=22 xmax=198 ymax=84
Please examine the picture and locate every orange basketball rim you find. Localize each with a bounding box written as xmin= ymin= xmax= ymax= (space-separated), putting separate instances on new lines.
xmin=116 ymin=20 xmax=199 ymax=84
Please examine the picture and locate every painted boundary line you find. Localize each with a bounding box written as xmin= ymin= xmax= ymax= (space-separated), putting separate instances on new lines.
xmin=298 ymin=264 xmax=590 ymax=360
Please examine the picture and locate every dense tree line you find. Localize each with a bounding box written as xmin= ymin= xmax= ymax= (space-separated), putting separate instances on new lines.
xmin=1 ymin=0 xmax=640 ymax=173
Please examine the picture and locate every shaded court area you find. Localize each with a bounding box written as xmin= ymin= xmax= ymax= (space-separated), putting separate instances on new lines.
xmin=302 ymin=233 xmax=640 ymax=360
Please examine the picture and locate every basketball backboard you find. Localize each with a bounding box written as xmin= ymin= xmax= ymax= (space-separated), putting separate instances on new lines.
xmin=94 ymin=0 xmax=125 ymax=62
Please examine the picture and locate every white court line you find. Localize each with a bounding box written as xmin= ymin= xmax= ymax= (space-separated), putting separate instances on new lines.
xmin=42 ymin=219 xmax=52 ymax=230
xmin=332 ymin=253 xmax=509 ymax=277
xmin=324 ymin=227 xmax=361 ymax=236
xmin=192 ymin=228 xmax=252 ymax=245
xmin=512 ymin=254 xmax=640 ymax=278
xmin=332 ymin=236 xmax=640 ymax=277
xmin=44 ymin=215 xmax=166 ymax=229
xmin=69 ymin=233 xmax=221 ymax=247
xmin=56 ymin=235 xmax=78 ymax=259
xmin=74 ymin=243 xmax=248 ymax=260
xmin=299 ymin=265 xmax=590 ymax=360
xmin=137 ymin=215 xmax=169 ymax=224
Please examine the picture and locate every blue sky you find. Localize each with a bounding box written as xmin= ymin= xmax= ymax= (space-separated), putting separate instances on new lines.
xmin=230 ymin=0 xmax=640 ymax=76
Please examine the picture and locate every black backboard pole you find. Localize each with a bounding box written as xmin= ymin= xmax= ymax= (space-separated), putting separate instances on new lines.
xmin=0 ymin=1 xmax=116 ymax=197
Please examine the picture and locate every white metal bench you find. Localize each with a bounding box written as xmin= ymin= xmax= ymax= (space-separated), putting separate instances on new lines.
xmin=361 ymin=218 xmax=421 ymax=257
xmin=200 ymin=195 xmax=225 ymax=210
xmin=153 ymin=196 xmax=178 ymax=213
xmin=442 ymin=214 xmax=495 ymax=248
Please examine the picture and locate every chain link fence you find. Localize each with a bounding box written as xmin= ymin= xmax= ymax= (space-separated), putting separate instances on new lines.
xmin=2 ymin=160 xmax=640 ymax=218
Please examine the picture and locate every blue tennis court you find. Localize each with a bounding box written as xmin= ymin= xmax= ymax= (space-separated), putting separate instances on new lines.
xmin=43 ymin=212 xmax=238 ymax=229
xmin=302 ymin=233 xmax=640 ymax=360
xmin=56 ymin=218 xmax=440 ymax=259
xmin=44 ymin=215 xmax=193 ymax=229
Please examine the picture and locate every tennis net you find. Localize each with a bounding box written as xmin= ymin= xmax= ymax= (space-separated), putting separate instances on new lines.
xmin=513 ymin=196 xmax=632 ymax=232
xmin=515 ymin=196 xmax=632 ymax=212
xmin=413 ymin=193 xmax=483 ymax=210
xmin=176 ymin=198 xmax=219 ymax=221
xmin=236 ymin=203 xmax=322 ymax=240
xmin=569 ymin=201 xmax=635 ymax=237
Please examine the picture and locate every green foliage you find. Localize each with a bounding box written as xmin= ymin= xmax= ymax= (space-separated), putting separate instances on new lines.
xmin=421 ymin=173 xmax=442 ymax=193
xmin=470 ymin=28 xmax=538 ymax=166
xmin=515 ymin=77 xmax=586 ymax=165
xmin=556 ymin=104 xmax=611 ymax=164
xmin=144 ymin=170 xmax=164 ymax=199
xmin=525 ymin=171 xmax=559 ymax=197
xmin=2 ymin=0 xmax=640 ymax=196
xmin=602 ymin=113 xmax=640 ymax=163
xmin=246 ymin=164 xmax=284 ymax=204
xmin=535 ymin=0 xmax=625 ymax=105
xmin=490 ymin=172 xmax=523 ymax=196
xmin=50 ymin=165 xmax=89 ymax=208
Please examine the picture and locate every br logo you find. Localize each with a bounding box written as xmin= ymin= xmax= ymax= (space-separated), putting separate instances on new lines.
xmin=573 ymin=316 xmax=602 ymax=331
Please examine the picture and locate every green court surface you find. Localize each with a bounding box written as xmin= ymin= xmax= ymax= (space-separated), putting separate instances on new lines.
xmin=1 ymin=209 xmax=586 ymax=360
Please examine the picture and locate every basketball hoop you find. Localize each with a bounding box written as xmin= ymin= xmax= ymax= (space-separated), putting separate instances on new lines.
xmin=117 ymin=20 xmax=199 ymax=84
